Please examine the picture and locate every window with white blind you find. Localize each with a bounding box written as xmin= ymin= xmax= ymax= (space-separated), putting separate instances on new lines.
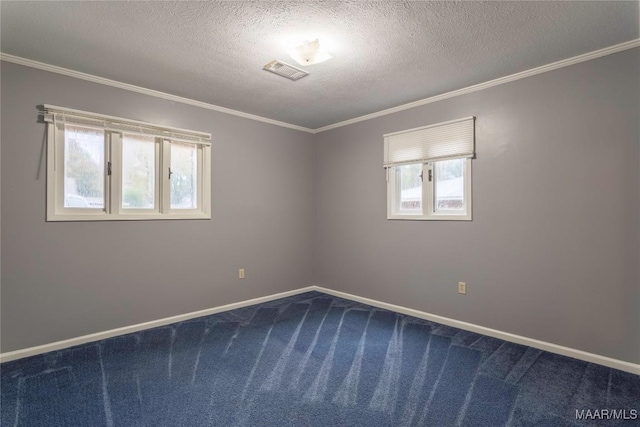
xmin=385 ymin=117 xmax=474 ymax=220
xmin=44 ymin=105 xmax=211 ymax=221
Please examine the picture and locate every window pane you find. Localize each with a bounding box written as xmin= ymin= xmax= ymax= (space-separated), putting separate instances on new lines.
xmin=171 ymin=142 xmax=198 ymax=209
xmin=434 ymin=158 xmax=465 ymax=211
xmin=64 ymin=125 xmax=105 ymax=209
xmin=397 ymin=163 xmax=422 ymax=211
xmin=122 ymin=134 xmax=156 ymax=209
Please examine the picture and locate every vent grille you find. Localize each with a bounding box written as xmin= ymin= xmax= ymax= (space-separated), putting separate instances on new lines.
xmin=263 ymin=60 xmax=309 ymax=81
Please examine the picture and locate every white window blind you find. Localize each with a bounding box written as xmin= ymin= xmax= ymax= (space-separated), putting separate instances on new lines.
xmin=41 ymin=105 xmax=211 ymax=145
xmin=383 ymin=117 xmax=475 ymax=168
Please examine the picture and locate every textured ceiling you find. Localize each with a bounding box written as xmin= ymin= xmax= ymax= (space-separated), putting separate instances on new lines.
xmin=1 ymin=1 xmax=638 ymax=129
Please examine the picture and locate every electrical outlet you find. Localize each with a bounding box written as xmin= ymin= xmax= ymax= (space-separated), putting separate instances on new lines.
xmin=458 ymin=282 xmax=466 ymax=295
xmin=239 ymin=268 xmax=245 ymax=279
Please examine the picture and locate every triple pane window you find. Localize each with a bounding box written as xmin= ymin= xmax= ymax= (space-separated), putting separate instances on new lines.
xmin=46 ymin=107 xmax=211 ymax=221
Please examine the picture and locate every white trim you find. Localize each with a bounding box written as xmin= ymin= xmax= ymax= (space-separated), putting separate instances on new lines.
xmin=313 ymin=39 xmax=640 ymax=133
xmin=312 ymin=286 xmax=640 ymax=375
xmin=1 ymin=285 xmax=638 ymax=374
xmin=0 ymin=286 xmax=316 ymax=363
xmin=383 ymin=116 xmax=475 ymax=138
xmin=427 ymin=158 xmax=472 ymax=221
xmin=0 ymin=53 xmax=314 ymax=134
xmin=47 ymin=124 xmax=212 ymax=221
xmin=1 ymin=39 xmax=638 ymax=134
xmin=45 ymin=213 xmax=212 ymax=222
xmin=43 ymin=104 xmax=211 ymax=144
xmin=387 ymin=159 xmax=472 ymax=221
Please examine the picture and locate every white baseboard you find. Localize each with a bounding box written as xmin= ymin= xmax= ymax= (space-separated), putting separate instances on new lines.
xmin=311 ymin=286 xmax=640 ymax=375
xmin=0 ymin=286 xmax=316 ymax=363
xmin=2 ymin=284 xmax=638 ymax=375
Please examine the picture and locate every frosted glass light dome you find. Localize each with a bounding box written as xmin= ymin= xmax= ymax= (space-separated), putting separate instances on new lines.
xmin=287 ymin=39 xmax=332 ymax=66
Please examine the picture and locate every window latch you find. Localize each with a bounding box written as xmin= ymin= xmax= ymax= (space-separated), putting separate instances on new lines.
xmin=107 ymin=161 xmax=112 ymax=176
xmin=428 ymin=169 xmax=433 ymax=182
xmin=419 ymin=170 xmax=424 ymax=182
xmin=168 ymin=167 xmax=173 ymax=180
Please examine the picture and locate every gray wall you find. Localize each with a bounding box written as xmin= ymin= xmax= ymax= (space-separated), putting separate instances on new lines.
xmin=2 ymin=49 xmax=639 ymax=365
xmin=1 ymin=62 xmax=314 ymax=352
xmin=313 ymin=48 xmax=640 ymax=364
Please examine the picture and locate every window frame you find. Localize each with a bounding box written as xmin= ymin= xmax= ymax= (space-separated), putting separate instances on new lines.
xmin=47 ymin=122 xmax=211 ymax=222
xmin=387 ymin=158 xmax=472 ymax=221
xmin=109 ymin=132 xmax=158 ymax=216
xmin=166 ymin=140 xmax=206 ymax=215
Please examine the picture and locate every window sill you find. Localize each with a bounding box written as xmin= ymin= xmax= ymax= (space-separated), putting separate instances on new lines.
xmin=387 ymin=214 xmax=472 ymax=221
xmin=46 ymin=213 xmax=211 ymax=222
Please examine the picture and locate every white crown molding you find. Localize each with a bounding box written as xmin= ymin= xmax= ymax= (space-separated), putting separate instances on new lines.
xmin=2 ymin=38 xmax=639 ymax=134
xmin=1 ymin=284 xmax=638 ymax=375
xmin=312 ymin=38 xmax=640 ymax=133
xmin=0 ymin=53 xmax=315 ymax=134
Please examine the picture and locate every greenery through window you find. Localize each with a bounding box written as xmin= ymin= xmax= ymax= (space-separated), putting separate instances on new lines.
xmin=48 ymin=120 xmax=211 ymax=221
xmin=64 ymin=125 xmax=105 ymax=209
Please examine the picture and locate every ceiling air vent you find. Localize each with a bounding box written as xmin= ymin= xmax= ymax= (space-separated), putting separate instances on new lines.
xmin=263 ymin=60 xmax=309 ymax=81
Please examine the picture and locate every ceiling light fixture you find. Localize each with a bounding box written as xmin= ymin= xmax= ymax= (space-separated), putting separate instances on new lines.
xmin=287 ymin=38 xmax=332 ymax=66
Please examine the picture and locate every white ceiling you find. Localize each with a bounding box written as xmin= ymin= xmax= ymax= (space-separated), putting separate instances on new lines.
xmin=1 ymin=1 xmax=638 ymax=129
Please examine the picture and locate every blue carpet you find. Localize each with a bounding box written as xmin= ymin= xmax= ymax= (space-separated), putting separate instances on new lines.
xmin=1 ymin=291 xmax=638 ymax=426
